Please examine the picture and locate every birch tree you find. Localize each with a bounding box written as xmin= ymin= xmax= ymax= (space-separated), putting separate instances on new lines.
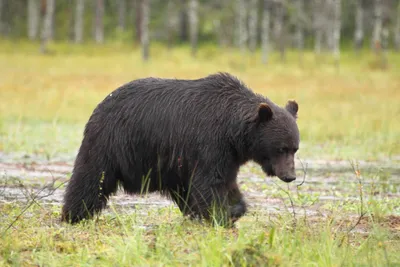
xmin=188 ymin=0 xmax=198 ymax=57
xmin=354 ymin=0 xmax=364 ymax=51
xmin=236 ymin=0 xmax=247 ymax=52
xmin=380 ymin=7 xmax=389 ymax=68
xmin=0 ymin=0 xmax=2 ymax=34
xmin=136 ymin=0 xmax=142 ymax=43
xmin=332 ymin=0 xmax=341 ymax=69
xmin=49 ymin=0 xmax=55 ymax=40
xmin=68 ymin=0 xmax=74 ymax=41
xmin=118 ymin=0 xmax=126 ymax=31
xmin=141 ymin=0 xmax=150 ymax=61
xmin=28 ymin=0 xmax=40 ymax=40
xmin=324 ymin=0 xmax=334 ymax=51
xmin=395 ymin=0 xmax=400 ymax=51
xmin=313 ymin=0 xmax=323 ymax=54
xmin=273 ymin=0 xmax=285 ymax=61
xmin=211 ymin=0 xmax=222 ymax=47
xmin=40 ymin=0 xmax=55 ymax=53
xmin=295 ymin=0 xmax=304 ymax=64
xmin=93 ymin=0 xmax=104 ymax=44
xmin=0 ymin=0 xmax=11 ymax=36
xmin=372 ymin=0 xmax=382 ymax=53
xmin=179 ymin=0 xmax=188 ymax=42
xmin=248 ymin=0 xmax=258 ymax=52
xmin=166 ymin=0 xmax=176 ymax=49
xmin=213 ymin=0 xmax=232 ymax=47
xmin=74 ymin=0 xmax=84 ymax=43
xmin=261 ymin=0 xmax=270 ymax=64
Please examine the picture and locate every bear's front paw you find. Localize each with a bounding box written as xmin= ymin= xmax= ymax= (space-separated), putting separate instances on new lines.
xmin=229 ymin=199 xmax=247 ymax=222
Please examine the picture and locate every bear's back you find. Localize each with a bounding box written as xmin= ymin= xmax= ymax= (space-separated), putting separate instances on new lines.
xmin=86 ymin=73 xmax=268 ymax=163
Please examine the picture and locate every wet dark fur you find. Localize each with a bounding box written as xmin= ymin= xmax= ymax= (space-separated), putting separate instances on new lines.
xmin=61 ymin=72 xmax=299 ymax=226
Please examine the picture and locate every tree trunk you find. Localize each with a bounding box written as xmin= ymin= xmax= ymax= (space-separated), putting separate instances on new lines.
xmin=332 ymin=0 xmax=341 ymax=69
xmin=380 ymin=12 xmax=389 ymax=68
xmin=166 ymin=0 xmax=176 ymax=49
xmin=394 ymin=0 xmax=400 ymax=51
xmin=354 ymin=0 xmax=364 ymax=51
xmin=40 ymin=0 xmax=55 ymax=53
xmin=179 ymin=0 xmax=188 ymax=42
xmin=296 ymin=0 xmax=304 ymax=64
xmin=274 ymin=1 xmax=285 ymax=62
xmin=118 ymin=0 xmax=126 ymax=30
xmin=74 ymin=0 xmax=84 ymax=43
xmin=372 ymin=0 xmax=382 ymax=53
xmin=188 ymin=0 xmax=198 ymax=57
xmin=68 ymin=0 xmax=74 ymax=41
xmin=261 ymin=0 xmax=270 ymax=64
xmin=136 ymin=0 xmax=142 ymax=43
xmin=28 ymin=0 xmax=40 ymax=40
xmin=248 ymin=0 xmax=258 ymax=52
xmin=93 ymin=0 xmax=104 ymax=44
xmin=49 ymin=0 xmax=55 ymax=40
xmin=213 ymin=0 xmax=229 ymax=47
xmin=0 ymin=0 xmax=11 ymax=36
xmin=236 ymin=0 xmax=247 ymax=52
xmin=0 ymin=0 xmax=2 ymax=35
xmin=40 ymin=0 xmax=56 ymax=41
xmin=324 ymin=0 xmax=334 ymax=51
xmin=313 ymin=0 xmax=323 ymax=54
xmin=141 ymin=0 xmax=150 ymax=61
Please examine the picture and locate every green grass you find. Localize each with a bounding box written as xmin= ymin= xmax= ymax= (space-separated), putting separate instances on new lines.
xmin=1 ymin=174 xmax=399 ymax=266
xmin=1 ymin=40 xmax=399 ymax=160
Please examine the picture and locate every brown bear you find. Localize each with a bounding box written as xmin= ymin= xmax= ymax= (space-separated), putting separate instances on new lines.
xmin=61 ymin=72 xmax=299 ymax=226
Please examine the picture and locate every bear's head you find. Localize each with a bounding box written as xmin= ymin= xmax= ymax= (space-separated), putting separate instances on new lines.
xmin=251 ymin=100 xmax=299 ymax=183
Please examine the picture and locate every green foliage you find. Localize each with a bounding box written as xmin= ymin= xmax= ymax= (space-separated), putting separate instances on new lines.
xmin=2 ymin=0 xmax=400 ymax=50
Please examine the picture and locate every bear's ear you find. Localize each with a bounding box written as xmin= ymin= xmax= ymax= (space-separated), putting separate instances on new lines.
xmin=257 ymin=103 xmax=273 ymax=123
xmin=285 ymin=100 xmax=298 ymax=118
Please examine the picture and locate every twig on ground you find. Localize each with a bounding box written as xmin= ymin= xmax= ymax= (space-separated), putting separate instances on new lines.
xmin=1 ymin=176 xmax=67 ymax=237
xmin=15 ymin=168 xmax=59 ymax=209
xmin=272 ymin=180 xmax=297 ymax=229
xmin=0 ymin=174 xmax=9 ymax=197
xmin=296 ymin=157 xmax=308 ymax=187
xmin=338 ymin=160 xmax=367 ymax=247
xmin=296 ymin=157 xmax=309 ymax=224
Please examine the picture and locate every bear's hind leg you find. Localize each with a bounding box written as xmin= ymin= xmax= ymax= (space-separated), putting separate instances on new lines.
xmin=61 ymin=164 xmax=119 ymax=224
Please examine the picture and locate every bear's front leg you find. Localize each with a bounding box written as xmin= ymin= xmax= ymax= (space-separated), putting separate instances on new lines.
xmin=227 ymin=181 xmax=247 ymax=222
xmin=186 ymin=179 xmax=236 ymax=227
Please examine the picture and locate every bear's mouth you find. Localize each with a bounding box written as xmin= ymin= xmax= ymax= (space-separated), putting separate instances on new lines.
xmin=278 ymin=176 xmax=296 ymax=183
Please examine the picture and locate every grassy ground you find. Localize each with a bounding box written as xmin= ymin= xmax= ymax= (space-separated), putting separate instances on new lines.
xmin=1 ymin=41 xmax=400 ymax=266
xmin=1 ymin=166 xmax=400 ymax=266
xmin=1 ymin=204 xmax=399 ymax=266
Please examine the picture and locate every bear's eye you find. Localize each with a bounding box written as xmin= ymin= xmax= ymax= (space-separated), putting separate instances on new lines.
xmin=278 ymin=147 xmax=288 ymax=154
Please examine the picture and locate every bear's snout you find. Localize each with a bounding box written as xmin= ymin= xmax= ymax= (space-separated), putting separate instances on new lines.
xmin=270 ymin=155 xmax=297 ymax=183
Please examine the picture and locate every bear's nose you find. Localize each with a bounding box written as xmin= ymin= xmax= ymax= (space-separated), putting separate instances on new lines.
xmin=281 ymin=177 xmax=296 ymax=183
